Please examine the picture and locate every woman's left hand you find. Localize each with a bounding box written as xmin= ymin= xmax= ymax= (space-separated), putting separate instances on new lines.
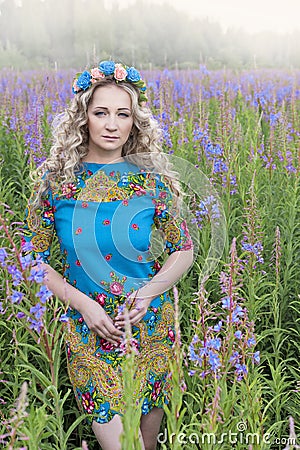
xmin=114 ymin=293 xmax=152 ymax=327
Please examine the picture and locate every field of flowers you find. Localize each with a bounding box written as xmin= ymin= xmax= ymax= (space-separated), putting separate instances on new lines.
xmin=0 ymin=66 xmax=299 ymax=449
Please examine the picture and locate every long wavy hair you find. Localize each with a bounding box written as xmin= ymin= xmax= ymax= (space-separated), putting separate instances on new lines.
xmin=29 ymin=76 xmax=181 ymax=223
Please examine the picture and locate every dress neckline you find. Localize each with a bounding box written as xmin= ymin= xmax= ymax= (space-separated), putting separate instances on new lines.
xmin=82 ymin=160 xmax=126 ymax=166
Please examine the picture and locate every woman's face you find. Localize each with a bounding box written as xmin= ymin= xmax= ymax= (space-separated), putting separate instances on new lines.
xmin=86 ymin=85 xmax=134 ymax=163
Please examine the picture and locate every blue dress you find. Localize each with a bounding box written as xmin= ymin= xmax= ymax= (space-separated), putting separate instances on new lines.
xmin=22 ymin=161 xmax=193 ymax=424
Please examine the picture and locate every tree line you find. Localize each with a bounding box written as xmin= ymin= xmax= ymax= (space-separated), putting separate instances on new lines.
xmin=0 ymin=0 xmax=299 ymax=69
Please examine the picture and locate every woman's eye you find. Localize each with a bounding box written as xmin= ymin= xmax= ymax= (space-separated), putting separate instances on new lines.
xmin=94 ymin=111 xmax=130 ymax=118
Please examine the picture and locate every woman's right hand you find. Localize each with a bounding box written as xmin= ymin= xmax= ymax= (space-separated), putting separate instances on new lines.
xmin=36 ymin=263 xmax=124 ymax=344
xmin=80 ymin=299 xmax=124 ymax=345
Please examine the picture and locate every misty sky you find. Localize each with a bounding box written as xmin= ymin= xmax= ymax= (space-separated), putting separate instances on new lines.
xmin=107 ymin=0 xmax=300 ymax=34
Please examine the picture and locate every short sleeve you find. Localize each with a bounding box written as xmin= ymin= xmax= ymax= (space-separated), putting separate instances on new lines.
xmin=153 ymin=175 xmax=193 ymax=255
xmin=21 ymin=180 xmax=55 ymax=264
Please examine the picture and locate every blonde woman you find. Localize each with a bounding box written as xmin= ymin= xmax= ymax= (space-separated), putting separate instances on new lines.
xmin=22 ymin=61 xmax=193 ymax=450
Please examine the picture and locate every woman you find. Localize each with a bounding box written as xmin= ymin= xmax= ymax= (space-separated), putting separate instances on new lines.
xmin=22 ymin=61 xmax=194 ymax=450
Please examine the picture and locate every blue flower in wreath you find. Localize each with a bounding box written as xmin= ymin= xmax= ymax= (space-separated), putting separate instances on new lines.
xmin=126 ymin=67 xmax=141 ymax=82
xmin=99 ymin=61 xmax=115 ymax=76
xmin=76 ymin=71 xmax=92 ymax=91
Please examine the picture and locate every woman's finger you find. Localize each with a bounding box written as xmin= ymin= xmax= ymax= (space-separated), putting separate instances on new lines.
xmin=106 ymin=323 xmax=124 ymax=338
xmin=115 ymin=306 xmax=147 ymax=325
xmin=99 ymin=327 xmax=122 ymax=345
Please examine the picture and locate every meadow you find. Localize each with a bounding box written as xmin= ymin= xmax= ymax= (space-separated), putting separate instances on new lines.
xmin=0 ymin=66 xmax=299 ymax=449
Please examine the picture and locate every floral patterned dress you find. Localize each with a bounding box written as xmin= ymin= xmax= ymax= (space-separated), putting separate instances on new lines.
xmin=22 ymin=161 xmax=193 ymax=424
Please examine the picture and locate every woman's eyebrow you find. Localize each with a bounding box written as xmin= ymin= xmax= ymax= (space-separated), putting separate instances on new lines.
xmin=92 ymin=106 xmax=131 ymax=111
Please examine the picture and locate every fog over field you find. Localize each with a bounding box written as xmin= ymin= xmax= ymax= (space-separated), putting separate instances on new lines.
xmin=0 ymin=0 xmax=299 ymax=68
xmin=108 ymin=0 xmax=300 ymax=34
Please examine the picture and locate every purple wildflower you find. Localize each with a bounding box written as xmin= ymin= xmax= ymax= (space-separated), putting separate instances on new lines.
xmin=0 ymin=248 xmax=8 ymax=267
xmin=27 ymin=317 xmax=43 ymax=333
xmin=191 ymin=334 xmax=199 ymax=344
xmin=21 ymin=241 xmax=34 ymax=252
xmin=16 ymin=312 xmax=26 ymax=319
xmin=253 ymin=351 xmax=260 ymax=364
xmin=10 ymin=290 xmax=24 ymax=304
xmin=213 ymin=321 xmax=222 ymax=332
xmin=20 ymin=254 xmax=33 ymax=270
xmin=28 ymin=267 xmax=46 ymax=284
xmin=241 ymin=241 xmax=264 ymax=264
xmin=7 ymin=265 xmax=23 ymax=286
xmin=247 ymin=336 xmax=256 ymax=347
xmin=199 ymin=64 xmax=210 ymax=76
xmin=213 ymin=159 xmax=228 ymax=173
xmin=221 ymin=297 xmax=231 ymax=309
xmin=235 ymin=363 xmax=248 ymax=380
xmin=285 ymin=163 xmax=297 ymax=173
xmin=30 ymin=303 xmax=46 ymax=320
xmin=234 ymin=330 xmax=242 ymax=339
xmin=232 ymin=305 xmax=244 ymax=322
xmin=192 ymin=195 xmax=221 ymax=228
xmin=205 ymin=143 xmax=223 ymax=160
xmin=207 ymin=337 xmax=222 ymax=350
xmin=36 ymin=285 xmax=52 ymax=303
xmin=208 ymin=350 xmax=221 ymax=372
xmin=269 ymin=111 xmax=281 ymax=126
xmin=188 ymin=342 xmax=203 ymax=364
xmin=229 ymin=351 xmax=240 ymax=365
xmin=59 ymin=313 xmax=69 ymax=323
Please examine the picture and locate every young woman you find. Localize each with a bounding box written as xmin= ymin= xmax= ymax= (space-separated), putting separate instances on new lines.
xmin=22 ymin=61 xmax=194 ymax=450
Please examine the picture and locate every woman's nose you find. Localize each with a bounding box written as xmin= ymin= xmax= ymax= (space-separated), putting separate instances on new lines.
xmin=105 ymin=115 xmax=118 ymax=130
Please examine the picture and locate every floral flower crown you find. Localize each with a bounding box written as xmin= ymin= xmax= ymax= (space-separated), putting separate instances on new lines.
xmin=72 ymin=60 xmax=148 ymax=103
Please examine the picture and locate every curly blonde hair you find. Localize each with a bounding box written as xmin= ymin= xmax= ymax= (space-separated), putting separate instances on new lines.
xmin=29 ymin=76 xmax=181 ymax=223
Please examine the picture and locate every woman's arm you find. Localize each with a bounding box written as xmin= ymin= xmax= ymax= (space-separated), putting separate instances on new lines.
xmin=39 ymin=262 xmax=123 ymax=345
xmin=23 ymin=182 xmax=123 ymax=344
xmin=115 ymin=248 xmax=194 ymax=326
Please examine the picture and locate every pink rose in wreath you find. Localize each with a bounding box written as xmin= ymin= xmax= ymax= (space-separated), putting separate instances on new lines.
xmin=110 ymin=281 xmax=123 ymax=295
xmin=114 ymin=63 xmax=127 ymax=81
xmin=72 ymin=80 xmax=80 ymax=93
xmin=91 ymin=67 xmax=105 ymax=80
